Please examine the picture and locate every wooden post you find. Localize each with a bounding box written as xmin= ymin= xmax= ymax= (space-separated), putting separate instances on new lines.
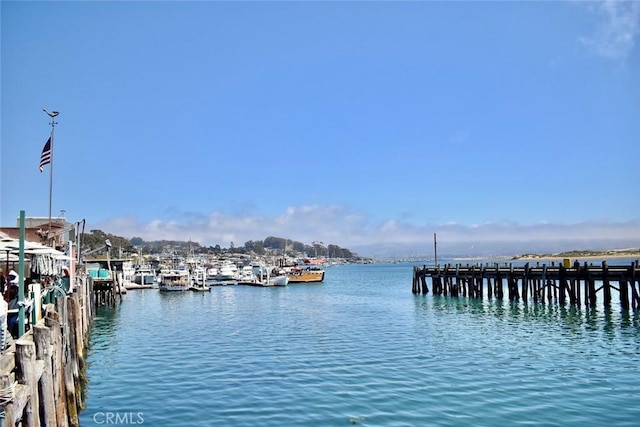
xmin=15 ymin=339 xmax=41 ymax=427
xmin=433 ymin=233 xmax=437 ymax=267
xmin=45 ymin=309 xmax=68 ymax=427
xmin=630 ymin=262 xmax=640 ymax=310
xmin=420 ymin=273 xmax=429 ymax=295
xmin=619 ymin=279 xmax=629 ymax=311
xmin=65 ymin=298 xmax=80 ymax=426
xmin=522 ymin=263 xmax=529 ymax=304
xmin=586 ymin=263 xmax=597 ymax=308
xmin=443 ymin=265 xmax=449 ymax=297
xmin=574 ymin=260 xmax=581 ymax=307
xmin=559 ymin=264 xmax=567 ymax=305
xmin=495 ymin=264 xmax=503 ymax=299
xmin=34 ymin=324 xmax=58 ymax=427
xmin=603 ymin=261 xmax=611 ymax=308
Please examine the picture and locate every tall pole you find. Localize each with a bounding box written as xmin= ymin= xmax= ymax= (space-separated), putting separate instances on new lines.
xmin=434 ymin=232 xmax=438 ymax=266
xmin=18 ymin=210 xmax=26 ymax=337
xmin=44 ymin=109 xmax=59 ymax=246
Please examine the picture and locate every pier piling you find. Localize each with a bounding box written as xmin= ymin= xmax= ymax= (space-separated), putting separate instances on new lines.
xmin=413 ymin=260 xmax=640 ymax=311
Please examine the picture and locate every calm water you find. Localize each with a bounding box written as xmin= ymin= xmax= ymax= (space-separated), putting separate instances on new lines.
xmin=79 ymin=262 xmax=640 ymax=426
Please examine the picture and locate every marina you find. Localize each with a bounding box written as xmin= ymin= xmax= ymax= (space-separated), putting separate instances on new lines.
xmin=79 ymin=261 xmax=640 ymax=426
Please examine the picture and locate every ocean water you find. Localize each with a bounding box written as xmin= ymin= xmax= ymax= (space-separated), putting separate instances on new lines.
xmin=79 ymin=262 xmax=640 ymax=426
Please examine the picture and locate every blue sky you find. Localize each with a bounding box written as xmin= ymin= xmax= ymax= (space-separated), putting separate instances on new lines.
xmin=1 ymin=1 xmax=639 ymax=257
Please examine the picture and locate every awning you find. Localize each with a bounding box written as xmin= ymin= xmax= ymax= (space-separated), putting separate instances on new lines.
xmin=0 ymin=238 xmax=65 ymax=255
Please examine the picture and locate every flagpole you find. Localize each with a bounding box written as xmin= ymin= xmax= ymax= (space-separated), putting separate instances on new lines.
xmin=43 ymin=109 xmax=59 ymax=246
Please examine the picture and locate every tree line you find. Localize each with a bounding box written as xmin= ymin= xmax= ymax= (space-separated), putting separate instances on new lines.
xmin=81 ymin=231 xmax=359 ymax=260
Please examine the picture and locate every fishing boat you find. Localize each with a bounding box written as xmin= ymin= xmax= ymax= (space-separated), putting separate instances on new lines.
xmin=287 ymin=266 xmax=325 ymax=283
xmin=158 ymin=269 xmax=190 ymax=292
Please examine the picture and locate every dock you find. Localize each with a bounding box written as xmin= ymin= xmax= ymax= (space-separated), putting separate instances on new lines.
xmin=0 ymin=275 xmax=94 ymax=426
xmin=412 ymin=260 xmax=640 ymax=310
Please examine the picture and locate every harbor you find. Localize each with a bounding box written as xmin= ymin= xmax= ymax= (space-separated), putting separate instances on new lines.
xmin=79 ymin=262 xmax=640 ymax=426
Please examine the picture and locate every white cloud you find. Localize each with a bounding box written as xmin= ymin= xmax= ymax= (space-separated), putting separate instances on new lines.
xmin=93 ymin=205 xmax=640 ymax=257
xmin=580 ymin=0 xmax=640 ymax=60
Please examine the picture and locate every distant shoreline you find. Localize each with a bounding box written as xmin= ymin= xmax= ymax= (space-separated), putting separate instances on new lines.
xmin=448 ymin=250 xmax=640 ymax=263
xmin=512 ymin=252 xmax=640 ymax=262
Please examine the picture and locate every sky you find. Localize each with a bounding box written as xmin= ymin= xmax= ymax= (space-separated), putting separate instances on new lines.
xmin=1 ymin=0 xmax=639 ymax=257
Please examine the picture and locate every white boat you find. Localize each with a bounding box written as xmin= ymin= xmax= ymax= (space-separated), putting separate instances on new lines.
xmin=191 ymin=266 xmax=207 ymax=286
xmin=159 ymin=269 xmax=190 ymax=292
xmin=238 ymin=265 xmax=288 ymax=287
xmin=206 ymin=267 xmax=219 ymax=280
xmin=236 ymin=265 xmax=259 ymax=284
xmin=133 ymin=264 xmax=156 ymax=287
xmin=269 ymin=275 xmax=289 ymax=287
xmin=263 ymin=266 xmax=289 ymax=287
xmin=216 ymin=261 xmax=238 ymax=281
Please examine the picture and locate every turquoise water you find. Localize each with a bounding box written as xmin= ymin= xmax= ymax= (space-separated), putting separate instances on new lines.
xmin=80 ymin=262 xmax=640 ymax=426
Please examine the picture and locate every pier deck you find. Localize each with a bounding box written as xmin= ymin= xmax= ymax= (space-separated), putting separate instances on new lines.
xmin=412 ymin=260 xmax=640 ymax=310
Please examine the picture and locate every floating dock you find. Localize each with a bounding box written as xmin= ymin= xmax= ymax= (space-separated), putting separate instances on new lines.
xmin=412 ymin=260 xmax=640 ymax=310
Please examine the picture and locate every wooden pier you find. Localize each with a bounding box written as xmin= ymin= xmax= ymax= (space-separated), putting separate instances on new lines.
xmin=0 ymin=276 xmax=95 ymax=426
xmin=413 ymin=260 xmax=640 ymax=310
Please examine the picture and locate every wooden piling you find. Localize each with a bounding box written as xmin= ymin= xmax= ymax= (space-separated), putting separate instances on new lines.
xmin=33 ymin=324 xmax=57 ymax=427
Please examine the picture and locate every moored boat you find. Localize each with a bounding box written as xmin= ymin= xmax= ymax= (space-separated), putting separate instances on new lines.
xmin=269 ymin=275 xmax=289 ymax=287
xmin=287 ymin=266 xmax=325 ymax=283
xmin=159 ymin=269 xmax=190 ymax=292
xmin=216 ymin=261 xmax=239 ymax=281
xmin=132 ymin=264 xmax=156 ymax=287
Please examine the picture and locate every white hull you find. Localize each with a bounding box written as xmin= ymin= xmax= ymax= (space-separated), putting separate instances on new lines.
xmin=159 ymin=283 xmax=189 ymax=292
xmin=269 ymin=275 xmax=289 ymax=287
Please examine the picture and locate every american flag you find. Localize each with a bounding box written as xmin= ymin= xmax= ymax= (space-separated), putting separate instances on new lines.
xmin=39 ymin=137 xmax=51 ymax=173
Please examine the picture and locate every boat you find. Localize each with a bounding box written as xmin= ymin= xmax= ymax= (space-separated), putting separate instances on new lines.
xmin=267 ymin=267 xmax=289 ymax=287
xmin=158 ymin=269 xmax=190 ymax=292
xmin=236 ymin=265 xmax=259 ymax=285
xmin=132 ymin=264 xmax=156 ymax=287
xmin=190 ymin=284 xmax=210 ymax=292
xmin=216 ymin=261 xmax=239 ymax=281
xmin=191 ymin=266 xmax=208 ymax=287
xmin=237 ymin=265 xmax=288 ymax=287
xmin=269 ymin=274 xmax=289 ymax=287
xmin=286 ymin=266 xmax=325 ymax=283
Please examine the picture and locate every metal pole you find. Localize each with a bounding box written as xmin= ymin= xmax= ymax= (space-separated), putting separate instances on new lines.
xmin=43 ymin=109 xmax=59 ymax=246
xmin=18 ymin=210 xmax=25 ymax=337
xmin=48 ymin=118 xmax=56 ymax=244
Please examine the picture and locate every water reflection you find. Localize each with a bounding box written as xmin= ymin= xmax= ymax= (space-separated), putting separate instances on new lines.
xmin=414 ymin=294 xmax=640 ymax=335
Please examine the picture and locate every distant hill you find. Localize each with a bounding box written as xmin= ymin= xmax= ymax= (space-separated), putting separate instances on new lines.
xmin=512 ymin=248 xmax=640 ymax=260
xmin=81 ymin=231 xmax=362 ymax=261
